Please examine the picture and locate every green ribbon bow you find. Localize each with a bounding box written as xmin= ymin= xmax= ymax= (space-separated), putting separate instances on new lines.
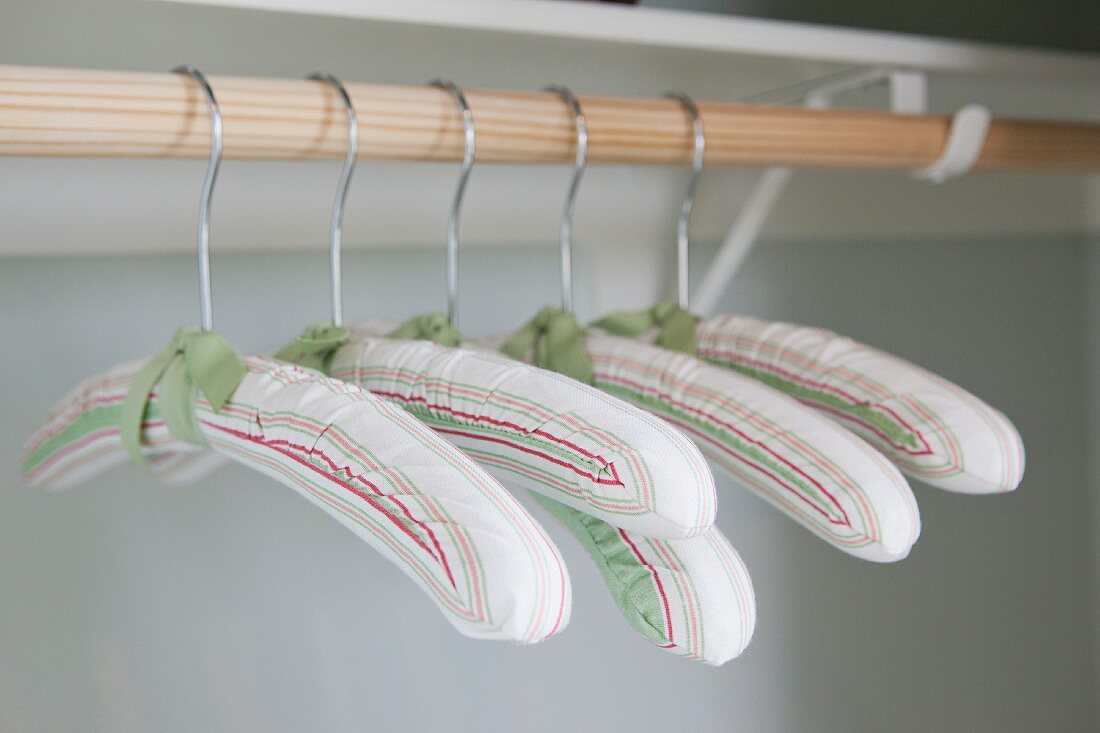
xmin=120 ymin=327 xmax=247 ymax=465
xmin=274 ymin=321 xmax=350 ymax=374
xmin=387 ymin=311 xmax=462 ymax=347
xmin=591 ymin=300 xmax=699 ymax=355
xmin=500 ymin=306 xmax=594 ymax=384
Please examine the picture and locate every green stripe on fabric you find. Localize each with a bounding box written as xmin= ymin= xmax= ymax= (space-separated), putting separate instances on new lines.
xmin=597 ymin=382 xmax=847 ymax=524
xmin=24 ymin=404 xmax=120 ymax=474
xmin=704 ymin=357 xmax=922 ymax=450
xmin=645 ymin=536 xmax=702 ymax=658
xmin=23 ymin=401 xmax=163 ymax=475
xmin=529 ymin=493 xmax=668 ymax=647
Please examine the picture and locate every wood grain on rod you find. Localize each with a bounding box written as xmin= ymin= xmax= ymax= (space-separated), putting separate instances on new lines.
xmin=1 ymin=65 xmax=1098 ymax=171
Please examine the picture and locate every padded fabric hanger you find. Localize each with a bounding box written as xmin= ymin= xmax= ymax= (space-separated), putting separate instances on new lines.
xmin=690 ymin=316 xmax=1024 ymax=493
xmin=22 ymin=68 xmax=571 ymax=644
xmin=140 ymin=77 xmax=752 ymax=663
xmin=23 ymin=356 xmax=571 ymax=642
xmin=488 ymin=85 xmax=920 ymax=562
xmin=597 ymin=90 xmax=1024 ymax=495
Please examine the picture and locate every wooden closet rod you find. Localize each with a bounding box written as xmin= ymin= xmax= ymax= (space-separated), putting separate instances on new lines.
xmin=2 ymin=65 xmax=1099 ymax=171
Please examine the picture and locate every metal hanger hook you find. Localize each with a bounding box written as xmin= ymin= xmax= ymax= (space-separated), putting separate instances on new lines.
xmin=173 ymin=65 xmax=222 ymax=333
xmin=543 ymin=84 xmax=588 ymax=315
xmin=429 ymin=78 xmax=475 ymax=329
xmin=664 ymin=91 xmax=706 ymax=310
xmin=308 ymin=72 xmax=359 ymax=328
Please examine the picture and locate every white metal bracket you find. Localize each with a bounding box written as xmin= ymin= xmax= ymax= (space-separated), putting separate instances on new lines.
xmin=692 ymin=68 xmax=948 ymax=314
xmin=912 ymin=104 xmax=992 ymax=183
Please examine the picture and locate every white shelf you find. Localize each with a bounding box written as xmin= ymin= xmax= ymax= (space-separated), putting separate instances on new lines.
xmin=152 ymin=0 xmax=1100 ymax=77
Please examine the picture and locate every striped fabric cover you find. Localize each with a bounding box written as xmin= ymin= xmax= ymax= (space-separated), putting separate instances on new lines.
xmin=333 ymin=323 xmax=717 ymax=540
xmin=693 ymin=315 xmax=1025 ymax=494
xmin=532 ymin=495 xmax=754 ymax=665
xmin=485 ymin=330 xmax=920 ymax=563
xmin=22 ymin=355 xmax=571 ymax=644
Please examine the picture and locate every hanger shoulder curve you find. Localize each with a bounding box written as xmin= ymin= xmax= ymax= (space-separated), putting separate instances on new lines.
xmin=23 ymin=354 xmax=571 ymax=643
xmin=693 ymin=314 xmax=1025 ymax=495
xmin=340 ymin=321 xmax=717 ymax=541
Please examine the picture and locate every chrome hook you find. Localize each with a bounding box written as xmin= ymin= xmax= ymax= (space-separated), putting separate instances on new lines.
xmin=173 ymin=65 xmax=222 ymax=333
xmin=308 ymin=72 xmax=359 ymax=328
xmin=543 ymin=84 xmax=588 ymax=315
xmin=429 ymin=78 xmax=475 ymax=329
xmin=664 ymin=91 xmax=705 ymax=310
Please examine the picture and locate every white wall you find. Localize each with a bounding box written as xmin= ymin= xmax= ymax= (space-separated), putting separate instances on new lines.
xmin=1 ymin=234 xmax=1094 ymax=732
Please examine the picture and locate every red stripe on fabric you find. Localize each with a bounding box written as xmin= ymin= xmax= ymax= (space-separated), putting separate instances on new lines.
xmin=901 ymin=394 xmax=963 ymax=471
xmin=25 ymin=393 xmax=129 ymax=453
xmin=25 ymin=426 xmax=120 ymax=479
xmin=617 ymin=528 xmax=674 ymax=646
xmin=206 ymin=423 xmax=457 ymax=591
xmin=434 ymin=429 xmax=646 ymax=513
xmin=273 ymin=415 xmax=458 ymax=560
xmin=365 ymin=389 xmax=621 ymax=482
xmin=210 ymin=435 xmax=480 ymax=620
xmin=648 ymin=540 xmax=700 ymax=656
xmin=26 ymin=415 xmax=168 ymax=479
xmin=344 ymin=369 xmax=556 ymax=423
xmin=432 ymin=426 xmax=624 ymax=488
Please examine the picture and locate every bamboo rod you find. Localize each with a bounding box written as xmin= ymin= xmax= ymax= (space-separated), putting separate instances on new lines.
xmin=1 ymin=65 xmax=1099 ymax=171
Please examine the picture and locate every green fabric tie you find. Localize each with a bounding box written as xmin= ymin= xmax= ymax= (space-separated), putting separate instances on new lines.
xmin=386 ymin=311 xmax=462 ymax=347
xmin=274 ymin=321 xmax=350 ymax=374
xmin=591 ymin=300 xmax=699 ymax=355
xmin=500 ymin=306 xmax=594 ymax=385
xmin=120 ymin=327 xmax=247 ymax=465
